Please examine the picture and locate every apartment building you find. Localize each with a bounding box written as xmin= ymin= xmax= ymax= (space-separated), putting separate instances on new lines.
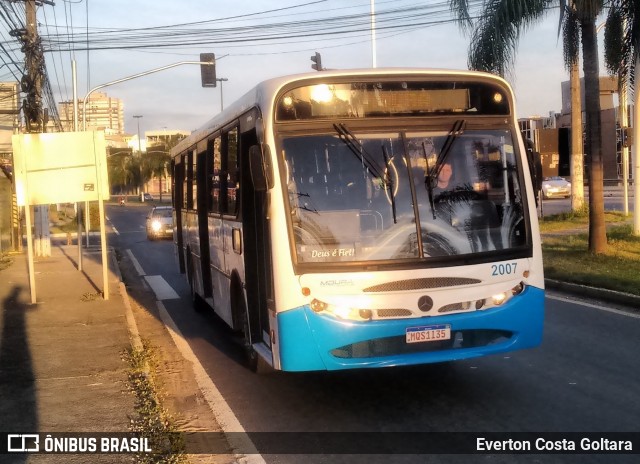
xmin=58 ymin=91 xmax=124 ymax=133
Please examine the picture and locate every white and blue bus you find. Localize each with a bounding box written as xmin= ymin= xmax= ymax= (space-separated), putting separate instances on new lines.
xmin=171 ymin=68 xmax=544 ymax=372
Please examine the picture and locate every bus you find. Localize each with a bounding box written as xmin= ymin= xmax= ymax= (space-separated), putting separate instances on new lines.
xmin=171 ymin=68 xmax=544 ymax=372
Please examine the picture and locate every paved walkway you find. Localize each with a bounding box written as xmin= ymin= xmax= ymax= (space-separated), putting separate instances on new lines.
xmin=0 ymin=244 xmax=134 ymax=462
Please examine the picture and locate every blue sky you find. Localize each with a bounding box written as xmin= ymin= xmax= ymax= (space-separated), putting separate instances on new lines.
xmin=33 ymin=0 xmax=610 ymax=135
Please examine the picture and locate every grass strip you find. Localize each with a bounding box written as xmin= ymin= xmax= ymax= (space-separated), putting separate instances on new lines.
xmin=122 ymin=340 xmax=187 ymax=464
xmin=542 ymin=223 xmax=640 ymax=296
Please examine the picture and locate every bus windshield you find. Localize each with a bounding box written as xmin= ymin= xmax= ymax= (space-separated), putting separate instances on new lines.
xmin=281 ymin=127 xmax=528 ymax=264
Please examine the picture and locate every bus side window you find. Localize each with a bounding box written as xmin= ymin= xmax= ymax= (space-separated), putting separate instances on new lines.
xmin=225 ymin=127 xmax=239 ymax=216
xmin=182 ymin=154 xmax=189 ymax=209
xmin=210 ymin=137 xmax=222 ymax=214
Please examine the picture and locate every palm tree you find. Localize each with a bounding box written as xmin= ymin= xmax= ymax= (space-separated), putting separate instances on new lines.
xmin=107 ymin=150 xmax=135 ymax=195
xmin=145 ymin=151 xmax=171 ymax=202
xmin=570 ymin=59 xmax=585 ymax=211
xmin=144 ymin=134 xmax=186 ymax=202
xmin=564 ymin=7 xmax=586 ymax=211
xmin=449 ymin=0 xmax=607 ymax=253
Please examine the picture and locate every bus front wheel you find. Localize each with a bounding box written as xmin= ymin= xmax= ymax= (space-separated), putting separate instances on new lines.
xmin=237 ymin=293 xmax=271 ymax=374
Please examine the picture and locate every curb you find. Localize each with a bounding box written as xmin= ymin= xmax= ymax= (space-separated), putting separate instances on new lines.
xmin=109 ymin=249 xmax=144 ymax=352
xmin=545 ymin=278 xmax=640 ymax=310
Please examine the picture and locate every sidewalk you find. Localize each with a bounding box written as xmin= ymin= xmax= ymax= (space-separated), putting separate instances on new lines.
xmin=0 ymin=245 xmax=134 ymax=462
xmin=0 ymin=243 xmax=238 ymax=463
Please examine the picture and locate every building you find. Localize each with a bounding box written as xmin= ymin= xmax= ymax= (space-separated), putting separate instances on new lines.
xmin=0 ymin=82 xmax=19 ymax=251
xmin=0 ymin=82 xmax=19 ymax=154
xmin=58 ymin=92 xmax=125 ymax=133
xmin=559 ymin=76 xmax=622 ymax=182
xmin=146 ymin=129 xmax=190 ymax=148
xmin=520 ymin=76 xmax=627 ymax=183
xmin=519 ymin=113 xmax=569 ymax=178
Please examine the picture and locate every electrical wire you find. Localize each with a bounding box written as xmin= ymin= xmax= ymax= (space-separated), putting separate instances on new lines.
xmin=40 ymin=1 xmax=485 ymax=52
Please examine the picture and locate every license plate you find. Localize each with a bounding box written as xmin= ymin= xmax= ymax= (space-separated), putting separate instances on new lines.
xmin=406 ymin=324 xmax=451 ymax=344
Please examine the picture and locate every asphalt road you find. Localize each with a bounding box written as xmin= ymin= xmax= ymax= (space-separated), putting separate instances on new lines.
xmin=107 ymin=203 xmax=640 ymax=464
xmin=538 ymin=194 xmax=635 ymax=217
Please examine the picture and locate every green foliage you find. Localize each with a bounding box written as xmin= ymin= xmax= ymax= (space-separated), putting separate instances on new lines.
xmin=122 ymin=341 xmax=187 ymax=464
xmin=542 ymin=224 xmax=640 ymax=296
xmin=539 ymin=209 xmax=626 ymax=232
xmin=108 ymin=143 xmax=175 ymax=196
xmin=562 ymin=6 xmax=581 ymax=70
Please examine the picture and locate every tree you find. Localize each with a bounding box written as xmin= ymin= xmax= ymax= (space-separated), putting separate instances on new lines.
xmin=564 ymin=7 xmax=586 ymax=211
xmin=107 ymin=149 xmax=136 ymax=195
xmin=449 ymin=0 xmax=607 ymax=254
xmin=144 ymin=151 xmax=171 ymax=202
xmin=143 ymin=133 xmax=186 ymax=202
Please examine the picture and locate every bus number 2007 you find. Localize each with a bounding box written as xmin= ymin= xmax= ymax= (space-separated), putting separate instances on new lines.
xmin=491 ymin=263 xmax=517 ymax=276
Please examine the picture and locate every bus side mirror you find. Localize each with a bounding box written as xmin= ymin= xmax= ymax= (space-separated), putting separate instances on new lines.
xmin=249 ymin=144 xmax=274 ymax=192
xmin=523 ymin=137 xmax=542 ymax=205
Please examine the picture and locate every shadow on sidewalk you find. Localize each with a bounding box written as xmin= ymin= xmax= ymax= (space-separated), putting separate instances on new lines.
xmin=0 ymin=285 xmax=37 ymax=462
xmin=56 ymin=245 xmax=102 ymax=295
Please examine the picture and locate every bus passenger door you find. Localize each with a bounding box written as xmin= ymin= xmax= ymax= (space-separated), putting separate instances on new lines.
xmin=240 ymin=134 xmax=273 ymax=351
xmin=172 ymin=159 xmax=185 ymax=273
xmin=197 ymin=147 xmax=213 ymax=301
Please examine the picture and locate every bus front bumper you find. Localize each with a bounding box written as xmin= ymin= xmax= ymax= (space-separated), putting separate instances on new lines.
xmin=276 ymin=286 xmax=544 ymax=372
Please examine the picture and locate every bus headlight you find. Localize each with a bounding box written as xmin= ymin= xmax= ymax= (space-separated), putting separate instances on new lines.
xmin=309 ymin=298 xmax=372 ymax=322
xmin=491 ymin=292 xmax=508 ymax=306
xmin=490 ymin=282 xmax=526 ymax=307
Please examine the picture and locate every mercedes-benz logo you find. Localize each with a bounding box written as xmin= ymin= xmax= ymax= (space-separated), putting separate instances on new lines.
xmin=417 ymin=295 xmax=433 ymax=312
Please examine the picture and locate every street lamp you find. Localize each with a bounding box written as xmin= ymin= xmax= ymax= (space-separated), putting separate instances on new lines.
xmin=132 ymin=115 xmax=145 ymax=202
xmin=133 ymin=115 xmax=143 ymax=154
xmin=216 ymin=78 xmax=228 ymax=111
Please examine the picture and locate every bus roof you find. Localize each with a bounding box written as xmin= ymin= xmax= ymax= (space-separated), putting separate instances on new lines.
xmin=171 ymin=68 xmax=512 ymax=157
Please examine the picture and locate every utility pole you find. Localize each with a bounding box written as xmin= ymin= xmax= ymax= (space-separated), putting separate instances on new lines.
xmin=23 ymin=0 xmax=44 ymax=132
xmin=16 ymin=0 xmax=52 ymax=256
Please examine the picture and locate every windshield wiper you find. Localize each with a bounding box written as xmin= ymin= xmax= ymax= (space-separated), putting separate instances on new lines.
xmin=334 ymin=123 xmax=398 ymax=224
xmin=429 ymin=119 xmax=466 ymax=186
xmin=334 ymin=123 xmax=386 ymax=181
xmin=423 ymin=141 xmax=437 ymax=220
xmin=423 ymin=120 xmax=465 ymax=219
xmin=381 ymin=145 xmax=397 ymax=224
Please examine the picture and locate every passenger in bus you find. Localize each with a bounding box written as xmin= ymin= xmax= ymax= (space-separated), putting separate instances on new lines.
xmin=432 ymin=161 xmax=454 ymax=197
xmin=432 ymin=161 xmax=500 ymax=252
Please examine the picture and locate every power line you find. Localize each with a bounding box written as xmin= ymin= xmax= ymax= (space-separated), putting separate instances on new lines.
xmin=40 ymin=1 xmax=485 ymax=52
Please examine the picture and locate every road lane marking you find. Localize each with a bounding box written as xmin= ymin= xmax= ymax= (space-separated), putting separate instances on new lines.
xmin=547 ymin=293 xmax=640 ymax=319
xmin=144 ymin=275 xmax=179 ymax=300
xmin=112 ymin=225 xmax=120 ymax=235
xmin=126 ymin=249 xmax=146 ymax=276
xmin=156 ymin=301 xmax=266 ymax=464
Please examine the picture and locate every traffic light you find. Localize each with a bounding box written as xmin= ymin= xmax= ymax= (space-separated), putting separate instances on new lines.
xmin=200 ymin=53 xmax=217 ymax=87
xmin=311 ymin=52 xmax=323 ymax=71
